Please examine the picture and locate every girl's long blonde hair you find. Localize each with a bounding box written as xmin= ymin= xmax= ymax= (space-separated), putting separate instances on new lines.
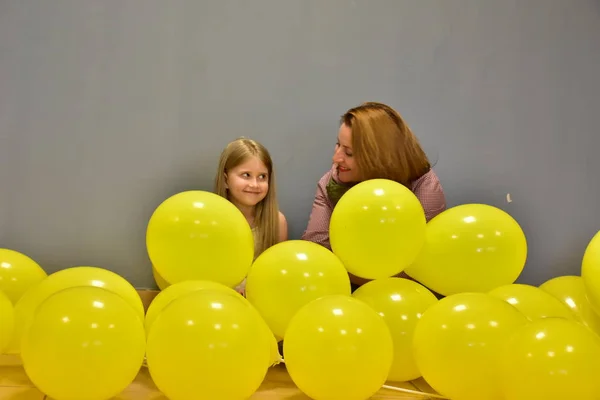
xmin=214 ymin=138 xmax=280 ymax=258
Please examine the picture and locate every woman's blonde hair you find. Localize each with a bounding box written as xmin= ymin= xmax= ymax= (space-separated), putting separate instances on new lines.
xmin=341 ymin=102 xmax=431 ymax=186
xmin=214 ymin=137 xmax=280 ymax=258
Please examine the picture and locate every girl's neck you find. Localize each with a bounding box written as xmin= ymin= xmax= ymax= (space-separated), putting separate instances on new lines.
xmin=232 ymin=201 xmax=256 ymax=227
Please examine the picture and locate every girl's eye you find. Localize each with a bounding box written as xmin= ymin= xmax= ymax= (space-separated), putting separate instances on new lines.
xmin=345 ymin=152 xmax=353 ymax=157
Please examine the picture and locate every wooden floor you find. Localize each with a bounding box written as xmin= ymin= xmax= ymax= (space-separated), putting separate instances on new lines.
xmin=0 ymin=355 xmax=440 ymax=399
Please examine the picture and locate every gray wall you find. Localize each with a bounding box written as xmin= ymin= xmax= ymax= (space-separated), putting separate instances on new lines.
xmin=1 ymin=0 xmax=599 ymax=288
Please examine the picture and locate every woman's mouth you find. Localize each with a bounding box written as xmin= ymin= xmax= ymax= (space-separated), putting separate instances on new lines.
xmin=338 ymin=166 xmax=350 ymax=173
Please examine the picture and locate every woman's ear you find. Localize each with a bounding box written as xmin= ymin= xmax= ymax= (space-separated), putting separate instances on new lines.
xmin=223 ymin=172 xmax=229 ymax=189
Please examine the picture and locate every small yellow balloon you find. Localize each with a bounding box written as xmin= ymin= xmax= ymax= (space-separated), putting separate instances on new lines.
xmin=330 ymin=179 xmax=426 ymax=279
xmin=0 ymin=248 xmax=47 ymax=304
xmin=500 ymin=318 xmax=600 ymax=400
xmin=352 ymin=277 xmax=438 ymax=382
xmin=146 ymin=289 xmax=272 ymax=400
xmin=246 ymin=240 xmax=351 ymax=339
xmin=152 ymin=265 xmax=170 ymax=290
xmin=146 ymin=191 xmax=254 ymax=288
xmin=0 ymin=291 xmax=14 ymax=353
xmin=7 ymin=266 xmax=143 ymax=354
xmin=413 ymin=293 xmax=528 ymax=400
xmin=21 ymin=286 xmax=146 ymax=400
xmin=405 ymin=204 xmax=527 ymax=296
xmin=144 ymin=279 xmax=281 ymax=366
xmin=540 ymin=275 xmax=600 ymax=336
xmin=581 ymin=230 xmax=600 ymax=315
xmin=488 ymin=284 xmax=575 ymax=321
xmin=284 ymin=295 xmax=393 ymax=400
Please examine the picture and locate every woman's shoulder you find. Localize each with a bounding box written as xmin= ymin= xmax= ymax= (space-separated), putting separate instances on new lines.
xmin=317 ymin=165 xmax=336 ymax=187
xmin=412 ymin=168 xmax=442 ymax=189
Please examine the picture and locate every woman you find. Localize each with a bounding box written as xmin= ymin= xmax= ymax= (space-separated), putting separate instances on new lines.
xmin=301 ymin=102 xmax=446 ymax=291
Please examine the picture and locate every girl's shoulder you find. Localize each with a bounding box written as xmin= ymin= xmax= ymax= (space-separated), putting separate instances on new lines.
xmin=278 ymin=211 xmax=288 ymax=241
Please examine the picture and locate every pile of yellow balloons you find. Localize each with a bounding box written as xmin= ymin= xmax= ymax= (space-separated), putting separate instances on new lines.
xmin=0 ymin=261 xmax=147 ymax=400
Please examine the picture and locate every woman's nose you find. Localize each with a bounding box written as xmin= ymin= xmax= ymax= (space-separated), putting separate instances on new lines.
xmin=332 ymin=147 xmax=343 ymax=163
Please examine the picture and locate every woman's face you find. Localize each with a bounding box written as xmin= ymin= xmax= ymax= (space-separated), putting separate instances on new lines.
xmin=332 ymin=123 xmax=359 ymax=183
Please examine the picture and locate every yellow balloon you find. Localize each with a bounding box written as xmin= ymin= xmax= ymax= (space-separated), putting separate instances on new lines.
xmin=144 ymin=279 xmax=281 ymax=366
xmin=582 ymin=230 xmax=600 ymax=315
xmin=152 ymin=265 xmax=170 ymax=290
xmin=146 ymin=191 xmax=254 ymax=288
xmin=488 ymin=284 xmax=575 ymax=321
xmin=352 ymin=277 xmax=437 ymax=381
xmin=0 ymin=290 xmax=14 ymax=353
xmin=330 ymin=179 xmax=426 ymax=279
xmin=7 ymin=266 xmax=143 ymax=354
xmin=405 ymin=204 xmax=527 ymax=296
xmin=284 ymin=295 xmax=393 ymax=400
xmin=540 ymin=275 xmax=600 ymax=336
xmin=246 ymin=240 xmax=351 ymax=339
xmin=145 ymin=280 xmax=237 ymax=333
xmin=413 ymin=293 xmax=528 ymax=400
xmin=500 ymin=318 xmax=600 ymax=400
xmin=146 ymin=289 xmax=272 ymax=400
xmin=21 ymin=286 xmax=146 ymax=400
xmin=0 ymin=248 xmax=47 ymax=304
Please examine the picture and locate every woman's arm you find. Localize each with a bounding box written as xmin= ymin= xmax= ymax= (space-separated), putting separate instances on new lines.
xmin=301 ymin=174 xmax=334 ymax=250
xmin=412 ymin=170 xmax=447 ymax=222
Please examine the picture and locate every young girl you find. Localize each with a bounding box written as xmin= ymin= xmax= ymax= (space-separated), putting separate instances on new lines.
xmin=214 ymin=137 xmax=288 ymax=295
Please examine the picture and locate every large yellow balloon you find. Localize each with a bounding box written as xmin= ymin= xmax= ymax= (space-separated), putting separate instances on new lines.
xmin=330 ymin=179 xmax=426 ymax=279
xmin=581 ymin=230 xmax=600 ymax=315
xmin=146 ymin=191 xmax=254 ymax=288
xmin=405 ymin=204 xmax=527 ymax=295
xmin=146 ymin=289 xmax=272 ymax=400
xmin=0 ymin=290 xmax=14 ymax=353
xmin=352 ymin=277 xmax=438 ymax=382
xmin=21 ymin=286 xmax=146 ymax=400
xmin=284 ymin=295 xmax=393 ymax=400
xmin=144 ymin=279 xmax=281 ymax=366
xmin=540 ymin=275 xmax=600 ymax=336
xmin=500 ymin=318 xmax=600 ymax=400
xmin=152 ymin=265 xmax=170 ymax=290
xmin=413 ymin=293 xmax=528 ymax=400
xmin=7 ymin=266 xmax=143 ymax=354
xmin=246 ymin=240 xmax=351 ymax=339
xmin=0 ymin=248 xmax=47 ymax=304
xmin=488 ymin=284 xmax=575 ymax=321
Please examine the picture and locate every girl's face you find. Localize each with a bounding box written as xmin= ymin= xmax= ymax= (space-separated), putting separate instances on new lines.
xmin=225 ymin=156 xmax=269 ymax=209
xmin=332 ymin=123 xmax=359 ymax=183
